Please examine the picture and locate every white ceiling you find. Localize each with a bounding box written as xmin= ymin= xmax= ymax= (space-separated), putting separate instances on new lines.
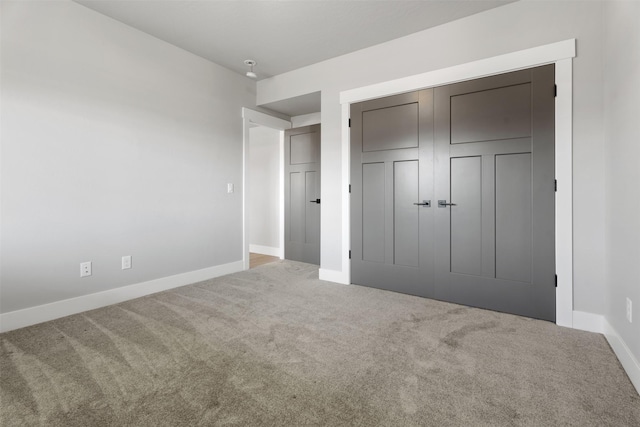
xmin=74 ymin=0 xmax=515 ymax=116
xmin=75 ymin=0 xmax=515 ymax=80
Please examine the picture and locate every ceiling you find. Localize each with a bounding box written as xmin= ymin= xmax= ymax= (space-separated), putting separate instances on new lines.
xmin=75 ymin=0 xmax=515 ymax=79
xmin=74 ymin=0 xmax=515 ymax=115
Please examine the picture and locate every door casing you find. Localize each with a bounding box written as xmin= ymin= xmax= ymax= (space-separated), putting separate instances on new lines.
xmin=337 ymin=39 xmax=575 ymax=327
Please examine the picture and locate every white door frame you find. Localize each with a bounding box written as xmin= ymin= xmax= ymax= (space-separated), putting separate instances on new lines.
xmin=241 ymin=108 xmax=291 ymax=270
xmin=339 ymin=39 xmax=575 ymax=327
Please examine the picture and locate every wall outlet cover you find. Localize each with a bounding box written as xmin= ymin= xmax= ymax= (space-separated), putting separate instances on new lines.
xmin=80 ymin=261 xmax=92 ymax=278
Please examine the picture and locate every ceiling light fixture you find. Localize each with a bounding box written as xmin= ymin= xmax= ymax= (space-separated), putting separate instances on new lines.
xmin=244 ymin=59 xmax=257 ymax=79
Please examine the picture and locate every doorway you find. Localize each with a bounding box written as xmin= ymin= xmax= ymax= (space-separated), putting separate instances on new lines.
xmin=350 ymin=65 xmax=556 ymax=321
xmin=241 ymin=108 xmax=291 ymax=271
xmin=248 ymin=124 xmax=283 ymax=268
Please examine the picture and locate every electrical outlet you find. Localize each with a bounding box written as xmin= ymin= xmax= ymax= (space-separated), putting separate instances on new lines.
xmin=626 ymin=298 xmax=632 ymax=323
xmin=80 ymin=261 xmax=92 ymax=277
xmin=122 ymin=255 xmax=132 ymax=270
xmin=227 ymin=183 xmax=234 ymax=194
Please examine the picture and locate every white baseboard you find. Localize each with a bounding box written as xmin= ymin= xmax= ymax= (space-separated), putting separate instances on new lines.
xmin=249 ymin=244 xmax=281 ymax=258
xmin=572 ymin=310 xmax=639 ymax=395
xmin=318 ymin=268 xmax=349 ymax=285
xmin=0 ymin=260 xmax=243 ymax=333
xmin=603 ymin=319 xmax=640 ymax=395
xmin=572 ymin=310 xmax=605 ymax=333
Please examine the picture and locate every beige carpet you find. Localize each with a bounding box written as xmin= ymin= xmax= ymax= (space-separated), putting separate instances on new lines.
xmin=1 ymin=260 xmax=639 ymax=426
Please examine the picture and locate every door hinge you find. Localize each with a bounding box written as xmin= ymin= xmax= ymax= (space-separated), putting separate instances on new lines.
xmin=554 ymin=84 xmax=557 ymax=97
xmin=348 ymin=118 xmax=351 ymax=128
xmin=555 ymin=179 xmax=557 ymax=192
xmin=555 ymin=274 xmax=558 ymax=287
xmin=349 ymin=184 xmax=351 ymax=193
xmin=349 ymin=250 xmax=352 ymax=259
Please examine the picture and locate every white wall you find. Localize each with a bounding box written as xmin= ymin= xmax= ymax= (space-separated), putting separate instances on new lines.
xmin=0 ymin=1 xmax=256 ymax=313
xmin=603 ymin=1 xmax=640 ymax=365
xmin=257 ymin=0 xmax=606 ymax=315
xmin=248 ymin=126 xmax=281 ymax=254
xmin=291 ymin=112 xmax=321 ymax=128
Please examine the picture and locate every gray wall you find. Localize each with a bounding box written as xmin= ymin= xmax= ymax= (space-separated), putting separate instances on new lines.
xmin=603 ymin=1 xmax=640 ymax=362
xmin=257 ymin=0 xmax=607 ymax=315
xmin=0 ymin=1 xmax=256 ymax=312
xmin=249 ymin=126 xmax=281 ymax=251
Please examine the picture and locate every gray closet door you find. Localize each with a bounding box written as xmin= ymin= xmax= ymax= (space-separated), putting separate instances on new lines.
xmin=434 ymin=65 xmax=555 ymax=321
xmin=350 ymin=65 xmax=556 ymax=321
xmin=285 ymin=125 xmax=320 ymax=265
xmin=350 ymin=91 xmax=435 ymax=297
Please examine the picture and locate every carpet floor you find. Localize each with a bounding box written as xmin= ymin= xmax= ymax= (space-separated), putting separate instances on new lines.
xmin=1 ymin=260 xmax=639 ymax=426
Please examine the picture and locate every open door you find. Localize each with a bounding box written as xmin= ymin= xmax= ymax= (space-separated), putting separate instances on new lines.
xmin=284 ymin=125 xmax=321 ymax=264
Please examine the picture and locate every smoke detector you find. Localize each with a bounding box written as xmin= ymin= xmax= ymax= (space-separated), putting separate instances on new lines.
xmin=244 ymin=59 xmax=257 ymax=79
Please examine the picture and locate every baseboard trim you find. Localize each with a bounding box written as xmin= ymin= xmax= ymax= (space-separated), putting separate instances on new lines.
xmin=318 ymin=268 xmax=349 ymax=285
xmin=603 ymin=319 xmax=640 ymax=395
xmin=572 ymin=310 xmax=605 ymax=334
xmin=572 ymin=311 xmax=640 ymax=395
xmin=0 ymin=260 xmax=243 ymax=333
xmin=249 ymin=244 xmax=281 ymax=258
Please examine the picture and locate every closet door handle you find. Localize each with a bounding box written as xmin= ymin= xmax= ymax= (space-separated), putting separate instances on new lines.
xmin=438 ymin=200 xmax=456 ymax=208
xmin=309 ymin=199 xmax=321 ymax=204
xmin=413 ymin=200 xmax=431 ymax=207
